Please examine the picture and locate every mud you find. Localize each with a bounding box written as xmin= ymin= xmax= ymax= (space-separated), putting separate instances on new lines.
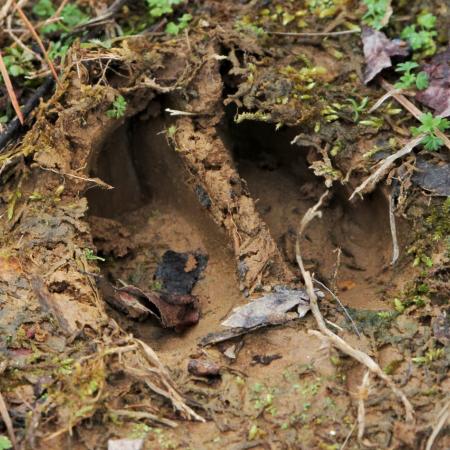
xmin=82 ymin=100 xmax=421 ymax=449
xmin=0 ymin=8 xmax=449 ymax=448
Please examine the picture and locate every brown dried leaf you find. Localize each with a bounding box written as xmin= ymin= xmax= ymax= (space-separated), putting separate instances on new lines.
xmin=416 ymin=48 xmax=450 ymax=117
xmin=362 ymin=27 xmax=408 ymax=84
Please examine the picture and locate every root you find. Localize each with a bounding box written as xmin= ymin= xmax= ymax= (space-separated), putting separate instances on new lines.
xmin=349 ymin=135 xmax=423 ymax=200
xmin=295 ymin=194 xmax=415 ymax=438
xmin=425 ymin=401 xmax=450 ymax=450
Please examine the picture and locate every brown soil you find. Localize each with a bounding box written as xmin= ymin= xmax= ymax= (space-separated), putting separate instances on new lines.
xmin=82 ymin=105 xmax=420 ymax=449
xmin=1 ymin=5 xmax=449 ymax=448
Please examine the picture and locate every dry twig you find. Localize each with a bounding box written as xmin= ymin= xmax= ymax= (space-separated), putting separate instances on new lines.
xmin=425 ymin=401 xmax=450 ymax=450
xmin=389 ymin=187 xmax=400 ymax=265
xmin=349 ymin=134 xmax=424 ymax=200
xmin=0 ymin=391 xmax=17 ymax=449
xmin=357 ymin=371 xmax=371 ymax=442
xmin=295 ymin=194 xmax=415 ymax=433
xmin=380 ymin=79 xmax=450 ymax=151
xmin=267 ymin=29 xmax=360 ymax=37
xmin=13 ymin=1 xmax=61 ymax=87
xmin=0 ymin=51 xmax=24 ymax=125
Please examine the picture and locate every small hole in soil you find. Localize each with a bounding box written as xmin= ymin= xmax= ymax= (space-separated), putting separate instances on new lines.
xmin=221 ymin=111 xmax=401 ymax=309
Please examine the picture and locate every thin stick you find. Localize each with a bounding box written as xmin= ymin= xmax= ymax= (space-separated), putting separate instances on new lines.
xmin=0 ymin=0 xmax=14 ymax=24
xmin=380 ymin=79 xmax=450 ymax=151
xmin=109 ymin=409 xmax=178 ymax=428
xmin=389 ymin=188 xmax=400 ymax=265
xmin=267 ymin=29 xmax=360 ymax=37
xmin=14 ymin=1 xmax=61 ymax=87
xmin=368 ymin=87 xmax=403 ymax=113
xmin=313 ymin=278 xmax=361 ymax=338
xmin=340 ymin=422 xmax=357 ymax=450
xmin=0 ymin=391 xmax=17 ymax=449
xmin=295 ymin=197 xmax=415 ymax=423
xmin=0 ymin=52 xmax=24 ymax=125
xmin=38 ymin=165 xmax=113 ymax=189
xmin=357 ymin=371 xmax=370 ymax=441
xmin=349 ymin=134 xmax=424 ymax=200
xmin=425 ymin=401 xmax=450 ymax=450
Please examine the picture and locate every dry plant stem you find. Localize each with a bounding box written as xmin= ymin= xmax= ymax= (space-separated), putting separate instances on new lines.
xmin=357 ymin=371 xmax=370 ymax=442
xmin=0 ymin=0 xmax=14 ymax=24
xmin=313 ymin=278 xmax=361 ymax=338
xmin=340 ymin=422 xmax=357 ymax=450
xmin=37 ymin=165 xmax=113 ymax=189
xmin=13 ymin=1 xmax=61 ymax=87
xmin=0 ymin=391 xmax=17 ymax=448
xmin=380 ymin=78 xmax=450 ymax=151
xmin=389 ymin=188 xmax=400 ymax=265
xmin=135 ymin=339 xmax=205 ymax=422
xmin=0 ymin=52 xmax=24 ymax=125
xmin=368 ymin=87 xmax=403 ymax=113
xmin=296 ymin=197 xmax=415 ymax=424
xmin=267 ymin=29 xmax=360 ymax=37
xmin=425 ymin=401 xmax=450 ymax=450
xmin=349 ymin=134 xmax=424 ymax=200
xmin=109 ymin=409 xmax=178 ymax=428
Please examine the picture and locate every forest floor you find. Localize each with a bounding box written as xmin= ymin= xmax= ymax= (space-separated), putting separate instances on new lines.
xmin=0 ymin=1 xmax=449 ymax=449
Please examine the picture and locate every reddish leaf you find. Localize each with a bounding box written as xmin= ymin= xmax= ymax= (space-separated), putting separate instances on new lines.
xmin=362 ymin=27 xmax=409 ymax=84
xmin=416 ymin=48 xmax=450 ymax=117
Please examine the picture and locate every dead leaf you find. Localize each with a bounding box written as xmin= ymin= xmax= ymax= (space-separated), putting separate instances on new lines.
xmin=362 ymin=27 xmax=409 ymax=84
xmin=416 ymin=48 xmax=450 ymax=117
xmin=99 ymin=279 xmax=200 ymax=330
xmin=155 ymin=250 xmax=208 ymax=294
xmin=221 ymin=286 xmax=319 ymax=329
xmin=412 ymin=157 xmax=450 ymax=196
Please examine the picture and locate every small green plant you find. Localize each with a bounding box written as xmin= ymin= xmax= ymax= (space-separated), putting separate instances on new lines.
xmin=362 ymin=0 xmax=390 ymax=30
xmin=0 ymin=436 xmax=12 ymax=450
xmin=165 ymin=13 xmax=192 ymax=35
xmin=107 ymin=95 xmax=127 ymax=119
xmin=394 ymin=62 xmax=429 ymax=90
xmin=33 ymin=0 xmax=88 ymax=33
xmin=412 ymin=347 xmax=444 ymax=365
xmin=401 ymin=13 xmax=437 ymax=57
xmin=146 ymin=0 xmax=191 ymax=35
xmin=346 ymin=96 xmax=368 ymax=121
xmin=1 ymin=47 xmax=34 ymax=78
xmin=411 ymin=113 xmax=450 ymax=151
xmin=84 ymin=249 xmax=105 ymax=262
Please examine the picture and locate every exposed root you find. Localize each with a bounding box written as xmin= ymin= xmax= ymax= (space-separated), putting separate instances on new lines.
xmin=357 ymin=371 xmax=374 ymax=446
xmin=425 ymin=401 xmax=450 ymax=450
xmin=389 ymin=188 xmax=400 ymax=265
xmin=295 ymin=194 xmax=415 ymax=432
xmin=349 ymin=135 xmax=424 ymax=200
xmin=0 ymin=391 xmax=17 ymax=449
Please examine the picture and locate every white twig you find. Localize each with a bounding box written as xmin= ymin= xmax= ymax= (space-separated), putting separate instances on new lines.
xmin=357 ymin=371 xmax=370 ymax=441
xmin=425 ymin=401 xmax=450 ymax=450
xmin=313 ymin=278 xmax=361 ymax=338
xmin=368 ymin=87 xmax=403 ymax=113
xmin=165 ymin=108 xmax=198 ymax=116
xmin=296 ymin=196 xmax=415 ymax=424
xmin=389 ymin=189 xmax=400 ymax=265
xmin=349 ymin=135 xmax=424 ymax=201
